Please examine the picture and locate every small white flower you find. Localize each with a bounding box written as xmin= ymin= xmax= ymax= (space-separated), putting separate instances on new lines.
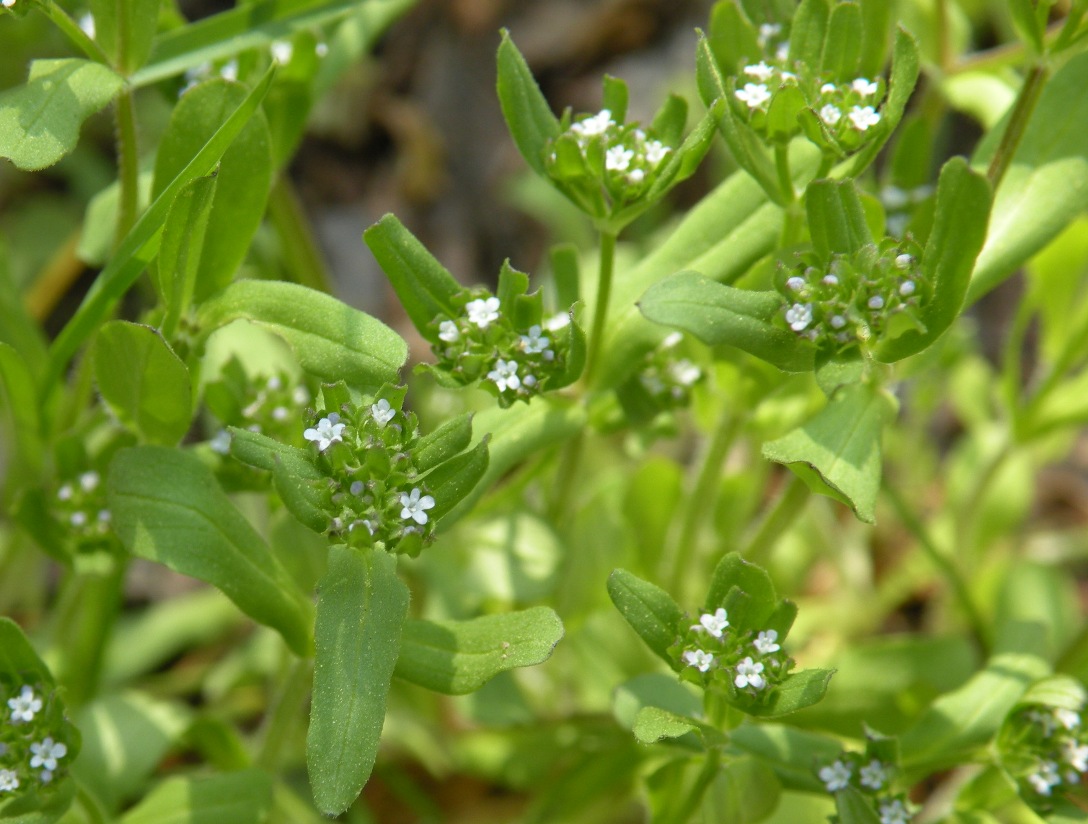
xmin=466 ymin=297 xmax=501 ymax=328
xmin=1056 ymin=707 xmax=1081 ymax=730
xmin=734 ymin=656 xmax=766 ymax=689
xmin=848 ymin=105 xmax=881 ymax=131
xmin=29 ymin=738 xmax=67 ymax=772
xmin=744 ymin=62 xmax=775 ymax=82
xmin=1028 ymin=708 xmax=1058 ymax=736
xmin=97 ymin=509 xmax=110 ymax=523
xmin=349 ymin=481 xmax=364 ymax=496
xmin=370 ymin=399 xmax=395 ymax=427
xmin=270 ymin=40 xmax=293 ymax=64
xmin=1063 ymin=739 xmax=1088 ymax=773
xmin=303 ymin=413 xmax=346 ymax=452
xmin=852 ymin=77 xmax=879 ymax=97
xmin=819 ymin=760 xmax=852 ymax=792
xmin=1028 ymin=760 xmax=1062 ymax=795
xmin=786 ymin=276 xmax=806 ymax=292
xmin=266 ymin=375 xmax=283 ymax=391
xmin=0 ymin=769 xmax=18 ymax=793
xmin=860 ymin=759 xmax=887 ymax=790
xmin=628 ymin=168 xmax=645 ymax=184
xmin=70 ymin=511 xmax=87 ymax=528
xmin=692 ymin=608 xmax=729 ymax=637
xmin=438 ymin=319 xmax=460 ymax=342
xmin=488 ymin=359 xmax=521 ymax=392
xmin=644 ymin=140 xmax=669 ymax=165
xmin=820 ymin=82 xmax=837 ymax=94
xmin=868 ymin=295 xmax=885 ymax=310
xmin=57 ymin=484 xmax=73 ymax=501
xmin=753 ymin=629 xmax=780 ymax=654
xmin=543 ymin=312 xmax=571 ymax=332
xmin=78 ymin=12 xmax=95 ymax=37
xmin=830 ymin=314 xmax=847 ymax=329
xmin=757 ymin=23 xmax=781 ymax=47
xmin=315 ymin=41 xmax=329 ymax=57
xmin=662 ymin=332 xmax=683 ymax=348
xmin=209 ymin=430 xmax=232 ymax=455
xmin=682 ymin=649 xmax=714 ymax=672
xmin=2 ymin=0 xmax=17 ymax=8
xmin=80 ymin=471 xmax=100 ymax=493
xmin=571 ymin=109 xmax=613 ymax=137
xmin=219 ymin=59 xmax=238 ymax=81
xmin=519 ymin=325 xmax=551 ymax=354
xmin=271 ymin=406 xmax=289 ymax=422
xmin=819 ymin=104 xmax=841 ymax=125
xmin=606 ymin=146 xmax=634 ymax=172
xmin=399 ymin=488 xmax=435 ymax=525
xmin=668 ymin=359 xmax=701 ymax=387
xmin=522 ymin=374 xmax=538 ymax=389
xmin=878 ymin=799 xmax=911 ymax=824
xmin=894 ymin=253 xmax=913 ymax=269
xmin=735 ymin=83 xmax=771 ymax=109
xmin=8 ymin=685 xmax=42 ymax=722
xmin=293 ymin=386 xmax=311 ymax=405
xmin=785 ymin=303 xmax=813 ymax=332
xmin=822 ymin=274 xmax=839 ymax=286
xmin=779 ymin=70 xmax=796 ymax=82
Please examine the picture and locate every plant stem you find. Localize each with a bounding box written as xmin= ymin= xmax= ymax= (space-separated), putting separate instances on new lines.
xmin=268 ymin=175 xmax=333 ymax=294
xmin=741 ymin=474 xmax=810 ymax=564
xmin=584 ymin=230 xmax=617 ymax=385
xmin=35 ymin=0 xmax=110 ymax=63
xmin=884 ymin=482 xmax=990 ymax=653
xmin=114 ymin=88 xmax=141 ymax=249
xmin=774 ymin=143 xmax=795 ymax=205
xmin=547 ymin=429 xmax=585 ymax=524
xmin=986 ymin=63 xmax=1048 ymax=189
xmin=668 ymin=411 xmax=743 ymax=596
xmin=255 ymin=655 xmax=313 ymax=771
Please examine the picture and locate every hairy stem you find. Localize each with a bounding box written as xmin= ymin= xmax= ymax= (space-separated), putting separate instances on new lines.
xmin=114 ymin=88 xmax=141 ymax=249
xmin=986 ymin=63 xmax=1048 ymax=190
xmin=584 ymin=230 xmax=617 ymax=384
xmin=256 ymin=656 xmax=314 ymax=772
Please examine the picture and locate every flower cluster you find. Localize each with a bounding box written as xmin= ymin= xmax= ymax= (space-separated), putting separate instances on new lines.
xmin=299 ymin=390 xmax=437 ymax=555
xmin=1003 ymin=704 xmax=1088 ymax=806
xmin=776 ymin=239 xmax=926 ymax=354
xmin=670 ymin=606 xmax=792 ymax=703
xmin=1 ymin=680 xmax=73 ymax=798
xmin=51 ymin=470 xmax=118 ymax=555
xmin=637 ymin=333 xmax=703 ymax=409
xmin=205 ymin=362 xmax=312 ymax=452
xmin=429 ymin=290 xmax=573 ymax=407
xmin=544 ymin=108 xmax=674 ymax=212
xmin=817 ymin=750 xmax=912 ymax=824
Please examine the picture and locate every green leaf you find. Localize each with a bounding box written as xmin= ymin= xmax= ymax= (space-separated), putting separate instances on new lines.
xmin=0 ymin=246 xmax=47 ymax=379
xmin=744 ymin=668 xmax=836 ymax=717
xmin=413 ymin=412 xmax=474 ymax=474
xmin=969 ymin=51 xmax=1088 ymax=303
xmin=706 ymin=553 xmax=778 ymax=632
xmin=877 ymin=157 xmax=992 ymax=362
xmin=820 ymin=2 xmax=862 ymax=79
xmin=763 ymin=382 xmax=896 ymax=523
xmin=639 ymin=272 xmax=814 ymax=372
xmin=550 ymin=243 xmax=580 ymax=309
xmin=614 ymin=673 xmax=704 ymax=731
xmin=89 ymin=0 xmax=160 ymax=74
xmin=108 ymin=446 xmax=314 ymax=656
xmin=805 ymin=178 xmax=873 ymax=260
xmin=0 ymin=618 xmax=59 ymax=695
xmin=705 ymin=3 xmax=760 ymax=86
xmin=496 ymin=30 xmax=561 ymax=177
xmin=153 ymin=80 xmax=272 ymax=301
xmin=730 ymin=723 xmax=842 ymax=792
xmin=632 ymin=706 xmax=698 ymax=744
xmin=308 ymin=547 xmax=409 ymax=816
xmin=1008 ymin=0 xmax=1047 ymax=56
xmin=228 ymin=428 xmax=321 ymax=478
xmin=93 ymin=321 xmax=193 ymax=446
xmin=601 ymin=75 xmax=629 ymax=123
xmin=765 ymin=85 xmax=808 ymax=144
xmin=363 ymin=214 xmax=463 ymax=335
xmin=608 ymin=568 xmax=683 ymax=664
xmin=47 ymin=68 xmax=276 ymax=389
xmin=157 ymin=175 xmax=218 ymax=338
xmin=0 ymin=342 xmax=45 ymax=477
xmin=848 ymin=27 xmax=920 ymax=177
xmin=197 ymin=280 xmax=407 ymax=389
xmin=395 ymin=606 xmax=563 ymax=694
xmin=423 ymin=437 xmax=490 ymax=526
xmin=789 ymin=0 xmax=830 ymax=69
xmin=118 ymin=770 xmax=273 ymax=824
xmin=835 ymin=786 xmax=881 ymax=824
xmin=0 ymin=59 xmax=122 ymax=171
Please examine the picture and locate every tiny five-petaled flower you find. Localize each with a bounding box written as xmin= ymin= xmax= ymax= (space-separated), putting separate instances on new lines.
xmin=753 ymin=629 xmax=780 ymax=654
xmin=878 ymin=799 xmax=911 ymax=824
xmin=743 ymin=62 xmax=775 ymax=82
xmin=400 ymin=488 xmax=435 ymax=525
xmin=571 ymin=109 xmax=612 ymax=137
xmin=466 ymin=297 xmax=501 ymax=328
xmin=488 ymin=359 xmax=521 ymax=392
xmin=819 ymin=760 xmax=852 ymax=792
xmin=8 ymin=685 xmax=42 ymax=723
xmin=849 ymin=105 xmax=881 ymax=131
xmin=606 ymin=146 xmax=634 ymax=172
xmin=734 ymin=656 xmax=766 ymax=689
xmin=519 ymin=325 xmax=551 ymax=354
xmin=682 ymin=649 xmax=714 ymax=672
xmin=819 ymin=104 xmax=841 ymax=125
xmin=859 ymin=760 xmax=887 ymax=790
xmin=29 ymin=738 xmax=67 ymax=772
xmin=0 ymin=769 xmax=18 ymax=793
xmin=735 ymin=83 xmax=771 ymax=109
xmin=851 ymin=78 xmax=879 ymax=96
xmin=370 ymin=399 xmax=395 ymax=427
xmin=438 ymin=320 xmax=460 ymax=342
xmin=1028 ymin=760 xmax=1062 ymax=795
xmin=692 ymin=608 xmax=729 ymax=638
xmin=785 ymin=303 xmax=813 ymax=331
xmin=304 ymin=413 xmax=346 ymax=451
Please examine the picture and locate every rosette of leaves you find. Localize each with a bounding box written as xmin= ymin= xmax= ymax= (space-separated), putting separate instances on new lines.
xmin=228 ymin=381 xmax=489 ymax=557
xmin=497 ymin=31 xmax=719 ymax=233
xmin=609 ymin=552 xmax=833 ymax=726
xmin=815 ymin=734 xmax=913 ymax=824
xmin=364 ymin=215 xmax=586 ymax=408
xmin=696 ymin=0 xmax=920 ymax=204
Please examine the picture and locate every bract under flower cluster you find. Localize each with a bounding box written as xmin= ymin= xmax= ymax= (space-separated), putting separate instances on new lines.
xmin=1 ymin=680 xmax=73 ymax=797
xmin=776 ymin=239 xmax=926 ymax=354
xmin=1003 ymin=703 xmax=1088 ymax=808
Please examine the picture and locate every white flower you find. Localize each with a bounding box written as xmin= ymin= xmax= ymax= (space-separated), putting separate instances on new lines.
xmin=208 ymin=430 xmax=232 ymax=455
xmin=270 ymin=40 xmax=293 ymax=64
xmin=519 ymin=325 xmax=551 ymax=354
xmin=753 ymin=629 xmax=780 ymax=654
xmin=29 ymin=738 xmax=67 ymax=772
xmin=466 ymin=297 xmax=501 ymax=328
xmin=878 ymin=799 xmax=911 ymax=824
xmin=820 ymin=82 xmax=838 ymax=94
xmin=662 ymin=332 xmax=683 ymax=348
xmin=1056 ymin=707 xmax=1081 ymax=730
xmin=606 ymin=146 xmax=634 ymax=172
xmin=744 ymin=62 xmax=775 ymax=82
xmin=543 ymin=312 xmax=571 ymax=333
xmin=852 ymin=77 xmax=879 ymax=97
xmin=78 ymin=12 xmax=95 ymax=37
xmin=1028 ymin=760 xmax=1062 ymax=795
xmin=370 ymin=399 xmax=395 ymax=427
xmin=819 ymin=104 xmax=842 ymax=125
xmin=571 ymin=109 xmax=613 ymax=137
xmin=1064 ymin=739 xmax=1088 ymax=773
xmin=682 ymin=649 xmax=714 ymax=672
xmin=734 ymin=657 xmax=766 ymax=689
xmin=692 ymin=608 xmax=729 ymax=637
xmin=628 ymin=168 xmax=645 ymax=184
xmin=822 ymin=274 xmax=839 ymax=286
xmin=894 ymin=253 xmax=913 ymax=269
xmin=819 ymin=760 xmax=852 ymax=792
xmin=315 ymin=41 xmax=329 ymax=57
xmin=349 ymin=480 xmax=364 ymax=496
xmin=898 ymin=280 xmax=916 ymax=297
xmin=0 ymin=769 xmax=18 ymax=793
xmin=785 ymin=303 xmax=813 ymax=331
xmin=735 ymin=83 xmax=771 ymax=109
xmin=868 ymin=295 xmax=885 ymax=310
xmin=757 ymin=22 xmax=780 ymax=47
xmin=1 ymin=0 xmax=17 ymax=8
xmin=488 ymin=359 xmax=521 ymax=392
xmin=80 ymin=471 xmax=100 ymax=493
xmin=644 ymin=139 xmax=669 ymax=165
xmin=303 ymin=413 xmax=346 ymax=451
xmin=438 ymin=319 xmax=460 ymax=343
xmin=271 ymin=406 xmax=289 ymax=422
xmin=70 ymin=512 xmax=87 ymax=528
xmin=267 ymin=375 xmax=282 ymax=391
xmin=1028 ymin=708 xmax=1058 ymax=736
xmin=399 ymin=488 xmax=435 ymax=525
xmin=8 ymin=685 xmax=42 ymax=722
xmin=57 ymin=484 xmax=73 ymax=501
xmin=786 ymin=276 xmax=805 ymax=292
xmin=668 ymin=359 xmax=701 ymax=387
xmin=860 ymin=759 xmax=887 ymax=790
xmin=848 ymin=105 xmax=881 ymax=131
xmin=219 ymin=59 xmax=238 ymax=81
xmin=293 ymin=386 xmax=311 ymax=405
xmin=97 ymin=509 xmax=110 ymax=523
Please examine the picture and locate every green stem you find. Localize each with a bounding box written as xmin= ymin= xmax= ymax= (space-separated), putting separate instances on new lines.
xmin=741 ymin=474 xmax=810 ymax=564
xmin=955 ymin=436 xmax=1013 ymax=560
xmin=268 ymin=175 xmax=333 ymax=294
xmin=668 ymin=411 xmax=743 ymax=596
xmin=584 ymin=231 xmax=617 ymax=385
xmin=255 ymin=656 xmax=313 ymax=772
xmin=34 ymin=0 xmax=110 ymax=63
xmin=75 ymin=780 xmax=110 ymax=824
xmin=114 ymin=88 xmax=140 ymax=249
xmin=986 ymin=63 xmax=1048 ymax=189
xmin=774 ymin=143 xmax=795 ymax=205
xmin=547 ymin=430 xmax=585 ymax=524
xmin=884 ymin=482 xmax=990 ymax=654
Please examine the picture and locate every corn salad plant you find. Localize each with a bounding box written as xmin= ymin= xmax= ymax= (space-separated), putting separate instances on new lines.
xmin=3 ymin=0 xmax=1088 ymax=821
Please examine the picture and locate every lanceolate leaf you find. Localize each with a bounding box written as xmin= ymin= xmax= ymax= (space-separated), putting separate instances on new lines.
xmin=608 ymin=569 xmax=683 ymax=664
xmin=806 ymin=178 xmax=874 ymax=260
xmin=308 ymin=547 xmax=408 ymax=816
xmin=0 ymin=59 xmax=122 ymax=171
xmin=395 ymin=607 xmax=563 ymax=694
xmin=496 ymin=31 xmax=561 ymax=176
xmin=119 ymin=770 xmax=273 ymax=824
